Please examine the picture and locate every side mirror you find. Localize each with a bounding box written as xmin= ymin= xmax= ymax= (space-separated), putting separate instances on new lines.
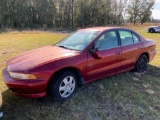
xmin=94 ymin=49 xmax=102 ymax=59
xmin=89 ymin=43 xmax=102 ymax=59
xmin=92 ymin=42 xmax=99 ymax=49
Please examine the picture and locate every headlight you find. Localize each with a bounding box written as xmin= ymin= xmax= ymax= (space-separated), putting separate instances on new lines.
xmin=8 ymin=72 xmax=37 ymax=80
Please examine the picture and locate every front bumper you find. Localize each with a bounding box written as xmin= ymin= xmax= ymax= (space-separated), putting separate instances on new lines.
xmin=2 ymin=68 xmax=47 ymax=98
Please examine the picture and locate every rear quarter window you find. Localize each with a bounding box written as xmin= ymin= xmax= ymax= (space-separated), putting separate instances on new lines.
xmin=132 ymin=33 xmax=140 ymax=43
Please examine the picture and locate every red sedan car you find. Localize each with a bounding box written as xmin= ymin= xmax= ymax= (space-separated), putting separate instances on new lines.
xmin=2 ymin=27 xmax=156 ymax=101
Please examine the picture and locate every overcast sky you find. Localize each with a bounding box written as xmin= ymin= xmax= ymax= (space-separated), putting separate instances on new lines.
xmin=152 ymin=0 xmax=160 ymax=19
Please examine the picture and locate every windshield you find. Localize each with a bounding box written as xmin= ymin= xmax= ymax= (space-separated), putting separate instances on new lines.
xmin=56 ymin=30 xmax=100 ymax=51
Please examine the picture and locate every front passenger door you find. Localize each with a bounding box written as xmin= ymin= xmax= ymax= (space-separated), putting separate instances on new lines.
xmin=86 ymin=31 xmax=122 ymax=81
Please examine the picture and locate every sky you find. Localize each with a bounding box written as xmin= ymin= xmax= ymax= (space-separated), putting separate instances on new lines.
xmin=152 ymin=0 xmax=160 ymax=19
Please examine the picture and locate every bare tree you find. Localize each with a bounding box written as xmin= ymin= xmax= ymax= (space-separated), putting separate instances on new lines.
xmin=127 ymin=0 xmax=155 ymax=25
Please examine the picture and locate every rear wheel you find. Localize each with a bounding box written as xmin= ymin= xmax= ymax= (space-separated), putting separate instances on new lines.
xmin=49 ymin=70 xmax=77 ymax=102
xmin=134 ymin=54 xmax=148 ymax=73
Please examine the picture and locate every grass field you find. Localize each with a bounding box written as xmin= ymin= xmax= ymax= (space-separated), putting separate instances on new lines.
xmin=0 ymin=25 xmax=160 ymax=120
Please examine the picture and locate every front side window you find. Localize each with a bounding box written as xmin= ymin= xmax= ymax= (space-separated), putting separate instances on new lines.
xmin=119 ymin=30 xmax=133 ymax=46
xmin=95 ymin=31 xmax=119 ymax=50
xmin=56 ymin=30 xmax=99 ymax=51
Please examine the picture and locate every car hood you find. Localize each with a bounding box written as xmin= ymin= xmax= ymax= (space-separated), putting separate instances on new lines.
xmin=7 ymin=46 xmax=80 ymax=72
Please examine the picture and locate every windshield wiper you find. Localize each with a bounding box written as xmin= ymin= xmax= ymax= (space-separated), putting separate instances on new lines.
xmin=56 ymin=44 xmax=81 ymax=51
xmin=58 ymin=45 xmax=73 ymax=50
xmin=59 ymin=45 xmax=69 ymax=49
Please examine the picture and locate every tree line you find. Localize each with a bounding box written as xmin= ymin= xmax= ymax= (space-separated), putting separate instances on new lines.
xmin=0 ymin=0 xmax=155 ymax=29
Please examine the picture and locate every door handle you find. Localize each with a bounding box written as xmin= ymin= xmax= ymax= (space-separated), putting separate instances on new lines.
xmin=115 ymin=52 xmax=121 ymax=55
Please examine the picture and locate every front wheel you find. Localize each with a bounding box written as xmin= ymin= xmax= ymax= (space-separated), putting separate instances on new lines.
xmin=149 ymin=28 xmax=155 ymax=33
xmin=134 ymin=54 xmax=148 ymax=73
xmin=49 ymin=71 xmax=77 ymax=102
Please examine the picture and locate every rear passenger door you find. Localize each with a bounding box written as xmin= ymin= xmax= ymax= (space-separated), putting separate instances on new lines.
xmin=118 ymin=30 xmax=143 ymax=70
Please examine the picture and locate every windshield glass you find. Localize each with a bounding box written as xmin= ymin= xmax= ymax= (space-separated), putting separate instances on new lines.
xmin=56 ymin=30 xmax=100 ymax=51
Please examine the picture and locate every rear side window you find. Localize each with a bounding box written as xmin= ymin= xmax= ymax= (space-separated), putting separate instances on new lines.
xmin=119 ymin=31 xmax=133 ymax=46
xmin=132 ymin=33 xmax=140 ymax=43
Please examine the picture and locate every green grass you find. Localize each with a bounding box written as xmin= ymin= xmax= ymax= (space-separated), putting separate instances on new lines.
xmin=0 ymin=26 xmax=160 ymax=120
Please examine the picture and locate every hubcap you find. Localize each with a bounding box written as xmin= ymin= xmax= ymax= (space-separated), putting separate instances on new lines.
xmin=139 ymin=58 xmax=146 ymax=69
xmin=59 ymin=76 xmax=75 ymax=98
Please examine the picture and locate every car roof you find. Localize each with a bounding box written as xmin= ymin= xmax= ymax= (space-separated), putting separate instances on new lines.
xmin=79 ymin=27 xmax=131 ymax=32
xmin=148 ymin=26 xmax=159 ymax=28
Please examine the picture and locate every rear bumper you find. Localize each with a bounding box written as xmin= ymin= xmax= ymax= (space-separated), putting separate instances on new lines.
xmin=2 ymin=68 xmax=47 ymax=98
xmin=149 ymin=50 xmax=156 ymax=62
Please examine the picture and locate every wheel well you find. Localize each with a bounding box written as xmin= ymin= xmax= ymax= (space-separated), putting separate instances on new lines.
xmin=48 ymin=67 xmax=84 ymax=89
xmin=141 ymin=52 xmax=149 ymax=63
xmin=149 ymin=28 xmax=155 ymax=32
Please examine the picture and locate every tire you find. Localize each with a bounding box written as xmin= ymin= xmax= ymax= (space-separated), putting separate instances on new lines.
xmin=49 ymin=70 xmax=77 ymax=102
xmin=149 ymin=28 xmax=155 ymax=33
xmin=134 ymin=54 xmax=148 ymax=73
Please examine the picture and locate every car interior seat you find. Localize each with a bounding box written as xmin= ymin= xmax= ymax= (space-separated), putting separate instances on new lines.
xmin=99 ymin=34 xmax=118 ymax=50
xmin=122 ymin=37 xmax=133 ymax=46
